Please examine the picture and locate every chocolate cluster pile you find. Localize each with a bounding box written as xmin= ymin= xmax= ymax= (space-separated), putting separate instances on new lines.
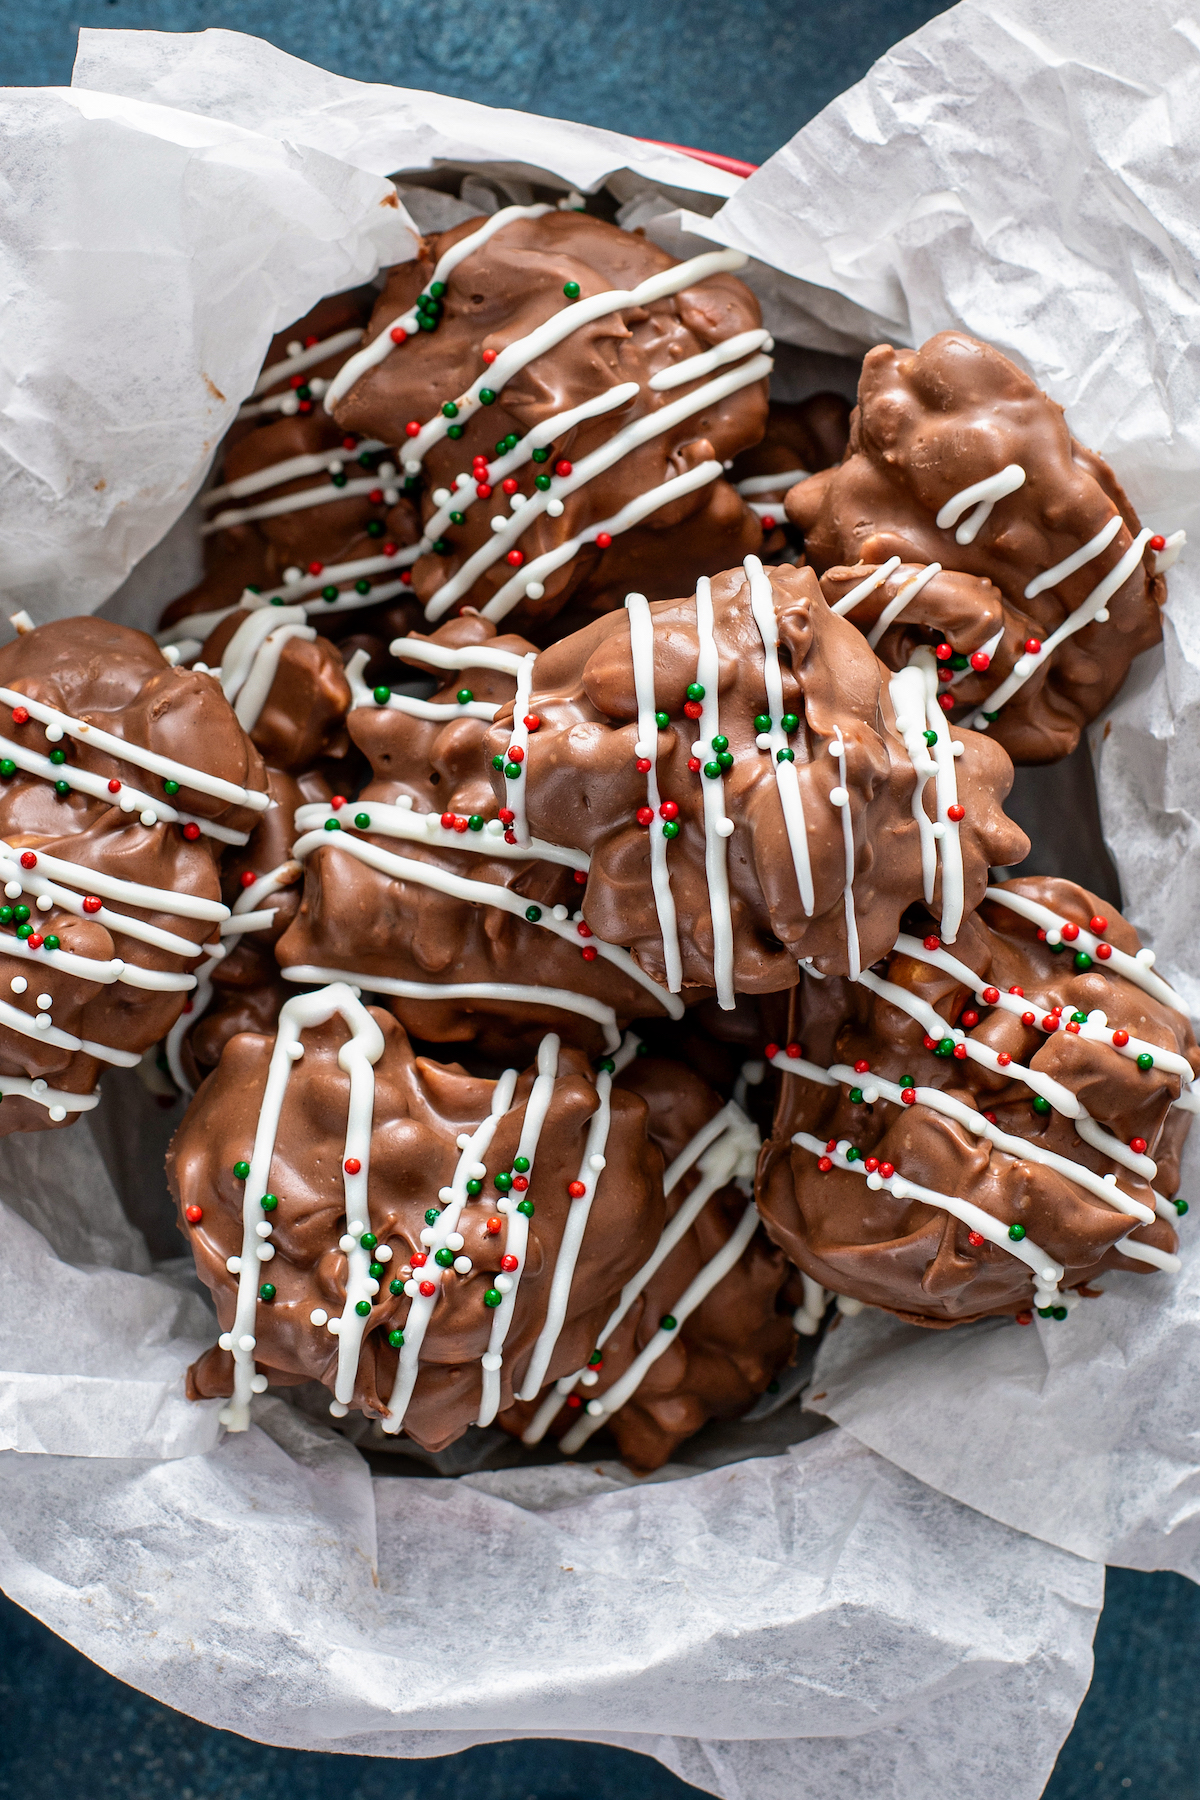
xmin=18 ymin=202 xmax=1187 ymax=1469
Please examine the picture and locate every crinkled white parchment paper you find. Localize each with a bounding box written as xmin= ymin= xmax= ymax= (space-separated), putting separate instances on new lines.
xmin=3 ymin=1 xmax=1198 ymax=1788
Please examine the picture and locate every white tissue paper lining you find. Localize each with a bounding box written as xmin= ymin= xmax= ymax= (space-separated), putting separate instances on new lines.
xmin=3 ymin=0 xmax=1198 ymax=1788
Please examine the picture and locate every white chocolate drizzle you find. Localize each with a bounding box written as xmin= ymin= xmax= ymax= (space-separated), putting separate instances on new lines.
xmin=827 ymin=734 xmax=860 ymax=978
xmin=504 ymin=654 xmax=536 ymax=848
xmin=204 ymin=439 xmax=387 ymax=506
xmin=828 ymin=555 xmax=901 ymax=617
xmin=936 ymin=464 xmax=1026 ymax=544
xmin=692 ymin=576 xmax=736 ymax=1008
xmin=219 ymin=983 xmax=386 ymax=1431
xmin=745 ymin=554 xmax=815 ymax=915
xmin=219 ymin=606 xmax=317 ymax=732
xmin=982 ymin=886 xmax=1184 ymax=1010
xmin=865 ymin=563 xmax=942 ymax=651
xmin=648 ymin=328 xmax=772 ymax=391
xmin=736 ymin=468 xmax=810 ymax=498
xmin=295 ymin=797 xmax=588 ymax=874
xmin=625 ymin=592 xmax=682 ymax=993
xmin=158 ymin=551 xmax=422 ymax=649
xmin=241 ymin=327 xmax=363 ymax=410
xmin=343 ymin=647 xmax=500 ymax=724
xmin=280 ymin=964 xmax=623 ymax=1051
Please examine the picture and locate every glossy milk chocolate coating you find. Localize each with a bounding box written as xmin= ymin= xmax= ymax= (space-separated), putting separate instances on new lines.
xmin=787 ymin=332 xmax=1167 ymax=763
xmin=329 ymin=211 xmax=768 ymax=638
xmin=173 ymin=1009 xmax=667 ymax=1453
xmin=756 ymin=878 xmax=1195 ymax=1325
xmin=198 ymin=608 xmax=353 ymax=775
xmin=500 ymin=1054 xmax=798 ymax=1473
xmin=275 ymin=615 xmax=683 ymax=1062
xmin=0 ymin=617 xmax=267 ymax=1132
xmin=483 ymin=560 xmax=1027 ymax=995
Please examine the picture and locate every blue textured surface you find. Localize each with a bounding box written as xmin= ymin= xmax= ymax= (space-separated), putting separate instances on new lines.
xmin=1 ymin=1 xmax=1198 ymax=1794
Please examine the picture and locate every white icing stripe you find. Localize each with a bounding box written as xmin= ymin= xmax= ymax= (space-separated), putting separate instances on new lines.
xmin=737 ymin=468 xmax=810 ymax=497
xmin=422 ymin=384 xmax=639 ymax=545
xmin=222 ymin=610 xmax=317 ymax=733
xmin=201 ymin=474 xmax=389 ymax=535
xmin=476 ymin=1034 xmax=561 ymax=1428
xmin=159 ymin=566 xmax=421 ymax=650
xmin=0 ymin=844 xmax=221 ymax=966
xmin=342 ymin=645 xmax=500 ymax=723
xmin=982 ymin=887 xmax=1183 ymax=1010
xmin=424 ymin=355 xmax=770 ymax=622
xmin=0 ymin=1074 xmax=98 ymax=1119
xmin=770 ymin=1049 xmax=1155 ymax=1225
xmin=292 ymin=826 xmax=678 ymax=1016
xmin=0 ymin=728 xmax=249 ymax=846
xmin=625 ymin=592 xmax=683 ymax=994
xmin=325 ymin=205 xmax=557 ymax=412
xmin=0 ymin=989 xmax=139 ymax=1068
xmin=893 ymin=930 xmax=1195 ymax=1089
xmin=936 ymin=464 xmax=1026 ymax=544
xmin=974 ymin=529 xmax=1153 ymax=726
xmin=220 ymin=606 xmax=307 ymax=705
xmin=478 ymin=459 xmax=723 ymax=625
xmin=558 ymin=1200 xmax=760 ymax=1453
xmin=504 ymin=655 xmax=536 ymax=848
xmin=865 ymin=563 xmax=942 ymax=650
xmin=251 ymin=329 xmax=364 ymax=398
xmin=1153 ymin=529 xmax=1186 ymax=574
xmin=220 ymin=984 xmax=386 ymax=1431
xmin=0 ymin=685 xmax=269 ymax=815
xmin=219 ymin=910 xmax=275 ymax=937
xmin=1024 ymin=513 xmax=1123 ymax=600
xmin=915 ymin=647 xmax=965 ymax=943
xmin=828 ymin=733 xmax=860 ymax=978
xmin=888 ymin=666 xmax=940 ymax=904
xmin=829 ymin=556 xmax=902 ymax=617
xmin=204 ymin=439 xmax=387 ymax=506
xmin=380 ymin=1065 xmax=520 ymax=1434
xmin=295 ymin=798 xmax=589 ymax=874
xmin=791 ymin=1130 xmax=1064 ymax=1301
xmin=745 ymin=554 xmax=815 ymax=916
xmin=1117 ymin=1236 xmax=1182 ymax=1273
xmin=649 ymin=328 xmax=772 ymax=390
xmin=520 ymin=1101 xmax=759 ymax=1446
xmin=281 ymin=964 xmax=623 ymax=1052
xmin=388 ymin=637 xmax=528 ymax=678
xmin=516 ymin=1068 xmax=614 ymax=1401
xmin=794 ymin=1272 xmax=828 ymax=1336
xmin=165 ymin=953 xmax=219 ymax=1094
xmin=693 ymin=576 xmax=735 ymax=1009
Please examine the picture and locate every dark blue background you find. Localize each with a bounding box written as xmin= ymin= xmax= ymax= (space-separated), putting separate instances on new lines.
xmin=1 ymin=4 xmax=1198 ymax=1796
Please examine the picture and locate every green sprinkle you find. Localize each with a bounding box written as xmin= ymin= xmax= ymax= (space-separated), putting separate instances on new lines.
xmin=322 ymin=585 xmax=339 ymax=601
xmin=517 ymin=1198 xmax=534 ymax=1217
xmin=0 ymin=760 xmax=14 ymax=777
xmin=430 ymin=280 xmax=447 ymax=298
xmin=425 ymin=1208 xmax=441 ymax=1226
xmin=330 ymin=472 xmax=347 ymax=489
xmin=781 ymin=712 xmax=799 ymax=732
xmin=259 ymin=1283 xmax=276 ymax=1302
xmin=776 ymin=747 xmax=795 ymax=763
xmin=1138 ymin=1052 xmax=1155 ymax=1071
xmin=467 ymin=815 xmax=483 ymax=832
xmin=704 ymin=761 xmax=722 ymax=780
xmin=1008 ymin=1223 xmax=1027 ymax=1241
xmin=531 ymin=447 xmax=550 ymax=463
xmin=718 ymin=751 xmax=734 ymax=771
xmin=1038 ymin=1306 xmax=1054 ymax=1318
xmin=369 ymin=1262 xmax=384 ymax=1280
xmin=355 ymin=812 xmax=371 ymax=830
xmin=434 ymin=1247 xmax=455 ymax=1268
xmin=358 ymin=452 xmax=374 ymax=468
xmin=1175 ymin=1198 xmax=1189 ymax=1215
xmin=355 ymin=1300 xmax=372 ymax=1317
xmin=662 ymin=820 xmax=680 ymax=839
xmin=449 ymin=511 xmax=465 ymax=526
xmin=654 ymin=710 xmax=670 ymax=730
xmin=466 ymin=1178 xmax=483 ymax=1198
xmin=983 ymin=710 xmax=1000 ymax=722
xmin=563 ymin=280 xmax=581 ymax=299
xmin=849 ymin=1088 xmax=864 ymax=1104
xmin=492 ymin=754 xmax=504 ymax=770
xmin=687 ymin=683 xmax=705 ymax=701
xmin=0 ymin=907 xmax=12 ymax=926
xmin=1052 ymin=1305 xmax=1068 ymax=1320
xmin=374 ymin=685 xmax=391 ymax=705
xmin=442 ymin=401 xmax=459 ymax=419
xmin=324 ymin=817 xmax=341 ymax=832
xmin=389 ymin=1278 xmax=404 ymax=1296
xmin=13 ymin=906 xmax=29 ymax=924
xmin=900 ymin=1075 xmax=915 ymax=1088
xmin=845 ymin=1146 xmax=862 ymax=1162
xmin=234 ymin=1161 xmax=251 ymax=1180
xmin=711 ymin=734 xmax=729 ymax=753
xmin=479 ymin=388 xmax=496 ymax=405
xmin=355 ymin=578 xmax=371 ymax=595
xmin=388 ymin=1328 xmax=405 ymax=1347
xmin=447 ymin=424 xmax=464 ymax=439
xmin=1032 ymin=1096 xmax=1052 ymax=1116
xmin=597 ymin=1059 xmax=616 ymax=1074
xmin=934 ymin=1037 xmax=955 ymax=1057
xmin=494 ymin=1171 xmax=513 ymax=1193
xmin=53 ymin=780 xmax=70 ymax=797
xmin=1049 ymin=939 xmax=1066 ymax=953
xmin=456 ymin=688 xmax=474 ymax=705
xmin=754 ymin=713 xmax=771 ymax=733
xmin=16 ymin=923 xmax=31 ymax=939
xmin=42 ymin=934 xmax=59 ymax=951
xmin=432 ymin=538 xmax=450 ymax=555
xmin=505 ymin=761 xmax=522 ymax=780
xmin=260 ymin=1194 xmax=278 ymax=1212
xmin=495 ymin=439 xmax=510 ymax=457
xmin=525 ymin=905 xmax=542 ymax=923
xmin=360 ymin=1231 xmax=377 ymax=1250
xmin=48 ymin=749 xmax=66 ymax=766
xmin=1070 ymin=1011 xmax=1088 ymax=1024
xmin=1075 ymin=949 xmax=1095 ymax=971
xmin=534 ymin=473 xmax=552 ymax=490
xmin=367 ymin=520 xmax=385 ymax=536
xmin=950 ymin=653 xmax=970 ymax=671
xmin=513 ymin=1156 xmax=531 ymax=1174
xmin=484 ymin=1288 xmax=503 ymax=1308
xmin=923 ymin=729 xmax=938 ymax=747
xmin=659 ymin=1314 xmax=677 ymax=1330
xmin=504 ymin=433 xmax=519 ymax=451
xmin=296 ymin=385 xmax=311 ymax=402
xmin=164 ymin=779 xmax=179 ymax=796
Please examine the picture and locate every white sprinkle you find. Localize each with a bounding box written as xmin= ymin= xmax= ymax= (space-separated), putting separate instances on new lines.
xmin=491 ymin=516 xmax=508 ymax=533
xmin=36 ymin=993 xmax=51 ymax=1009
xmin=494 ymin=1274 xmax=514 ymax=1294
xmin=256 ymin=1243 xmax=275 ymax=1261
xmin=525 ymin=582 xmax=546 ymax=599
xmin=433 ymin=488 xmax=451 ymax=506
xmin=420 ymin=1227 xmax=435 ymax=1245
xmin=30 ymin=1078 xmax=46 ymax=1093
xmin=510 ymin=493 xmax=526 ymax=510
xmin=376 ymin=1244 xmax=393 ymax=1262
xmin=547 ymin=498 xmax=564 ymax=517
xmin=716 ymin=818 xmax=735 ymax=838
xmin=286 ymin=341 xmax=302 ymax=357
xmin=251 ymin=1373 xmax=269 ymax=1393
xmin=44 ymin=724 xmax=63 ymax=743
xmin=238 ymin=1334 xmax=256 ymax=1352
xmin=339 ymin=1233 xmax=355 ymax=1252
xmin=755 ymin=732 xmax=772 ymax=751
xmin=140 ymin=810 xmax=157 ymax=827
xmin=365 ymin=1278 xmax=380 ymax=1296
xmin=4 ymin=884 xmax=20 ymax=900
xmin=35 ymin=895 xmax=52 ymax=911
xmin=829 ymin=786 xmax=849 ymax=807
xmin=481 ymin=1351 xmax=503 ymax=1372
xmin=9 ymin=978 xmax=25 ymax=994
xmin=378 ymin=461 xmax=397 ymax=480
xmin=226 ymin=1255 xmax=242 ymax=1274
xmin=404 ymin=1279 xmax=418 ymax=1298
xmin=329 ymin=1400 xmax=349 ymax=1417
xmin=218 ymin=1332 xmax=234 ymax=1350
xmin=255 ymin=1221 xmax=272 ymax=1238
xmin=586 ymin=1399 xmax=604 ymax=1416
xmin=49 ymin=1105 xmax=65 ymax=1121
xmin=403 ymin=459 xmax=421 ymax=476
xmin=310 ymin=1309 xmax=328 ymax=1327
xmin=283 ymin=566 xmax=303 ymax=585
xmin=589 ymin=1153 xmax=606 ymax=1171
xmin=327 ymin=1317 xmax=342 ymax=1335
xmin=552 ymin=904 xmax=569 ymax=921
xmin=453 ymin=1255 xmax=473 ymax=1274
xmin=455 ymin=1134 xmax=472 ymax=1150
xmin=447 ymin=1231 xmax=465 ymax=1251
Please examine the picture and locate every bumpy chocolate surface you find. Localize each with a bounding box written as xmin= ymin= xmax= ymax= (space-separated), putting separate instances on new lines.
xmin=0 ymin=617 xmax=268 ymax=1133
xmin=500 ymin=1054 xmax=797 ymax=1472
xmin=172 ymin=1002 xmax=668 ymax=1453
xmin=197 ymin=608 xmax=353 ymax=776
xmin=276 ymin=615 xmax=682 ymax=1062
xmin=483 ymin=560 xmax=1026 ymax=998
xmin=328 ymin=210 xmax=768 ymax=638
xmin=757 ymin=878 xmax=1195 ymax=1325
xmin=787 ymin=333 xmax=1169 ymax=763
xmin=160 ymin=289 xmax=423 ymax=681
xmin=729 ymin=393 xmax=852 ymax=558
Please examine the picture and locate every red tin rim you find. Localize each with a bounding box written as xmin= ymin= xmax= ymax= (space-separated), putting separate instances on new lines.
xmin=638 ymin=139 xmax=758 ymax=179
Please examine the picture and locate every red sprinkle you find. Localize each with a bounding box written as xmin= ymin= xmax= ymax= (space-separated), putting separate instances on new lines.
xmin=826 ymin=1139 xmax=838 ymax=1153
xmin=1016 ymin=1310 xmax=1034 ymax=1325
xmin=453 ymin=816 xmax=469 ymax=833
xmin=595 ymin=532 xmax=612 ymax=549
xmin=182 ymin=823 xmax=201 ymax=841
xmin=507 ymin=745 xmax=524 ymax=764
xmin=1024 ymin=637 xmax=1042 ymax=655
xmin=923 ymin=934 xmax=941 ymax=951
xmin=923 ymin=1034 xmax=939 ymax=1051
xmin=11 ymin=707 xmax=28 ymax=726
xmin=308 ymin=561 xmax=324 ymax=576
xmin=240 ymin=871 xmax=257 ymax=889
xmin=289 ymin=374 xmax=305 ymax=390
xmin=1096 ymin=943 xmax=1113 ymax=960
xmin=997 ymin=1052 xmax=1012 ymax=1066
xmin=497 ymin=809 xmax=515 ymax=826
xmin=1037 ymin=928 xmax=1048 ymax=942
xmin=581 ymin=945 xmax=597 ymax=961
xmin=984 ymin=1111 xmax=998 ymax=1124
xmin=482 ymin=348 xmax=498 ymax=364
xmin=687 ymin=756 xmax=701 ymax=773
xmin=684 ymin=700 xmax=703 ymax=720
xmin=82 ymin=896 xmax=102 ymax=914
xmin=952 ymin=1043 xmax=968 ymax=1059
xmin=878 ymin=1162 xmax=895 ymax=1179
xmin=304 ymin=335 xmax=319 ymax=349
xmin=937 ymin=665 xmax=955 ymax=682
xmin=567 ymin=1394 xmax=583 ymax=1408
xmin=400 ymin=570 xmax=413 ymax=585
xmin=567 ymin=1180 xmax=587 ymax=1199
xmin=577 ymin=922 xmax=593 ymax=938
xmin=1061 ymin=922 xmax=1080 ymax=942
xmin=555 ymin=460 xmax=573 ymax=478
xmin=982 ymin=987 xmax=1000 ymax=1005
xmin=405 ymin=421 xmax=421 ymax=437
xmin=947 ymin=803 xmax=965 ymax=822
xmin=968 ymin=1231 xmax=985 ymax=1247
xmin=343 ymin=437 xmax=358 ymax=452
xmin=1065 ymin=1021 xmax=1081 ymax=1034
xmin=636 ymin=757 xmax=652 ymax=774
xmin=19 ymin=852 xmax=36 ymax=870
xmin=1009 ymin=986 xmax=1025 ymax=997
xmin=574 ymin=870 xmax=588 ymax=885
xmin=512 ymin=1176 xmax=529 ymax=1192
xmin=960 ymin=1010 xmax=980 ymax=1028
xmin=344 ymin=1157 xmax=362 ymax=1175
xmin=901 ymin=1088 xmax=916 ymax=1105
xmin=419 ymin=1280 xmax=436 ymax=1297
xmin=108 ymin=779 xmax=121 ymax=794
xmin=506 ymin=550 xmax=524 ymax=568
xmin=970 ymin=651 xmax=991 ymax=671
xmin=1089 ymin=915 xmax=1109 ymax=934
xmin=817 ymin=1156 xmax=833 ymax=1172
xmin=411 ymin=1253 xmax=427 ymax=1267
xmin=504 ymin=831 xmax=517 ymax=845
xmin=1043 ymin=1015 xmax=1059 ymax=1031
xmin=369 ymin=488 xmax=384 ymax=505
xmin=1130 ymin=1137 xmax=1148 ymax=1154
xmin=485 ymin=1217 xmax=503 ymax=1236
xmin=659 ymin=800 xmax=679 ymax=821
xmin=502 ymin=478 xmax=519 ymax=496
xmin=390 ymin=326 xmax=407 ymax=344
xmin=441 ymin=812 xmax=456 ymax=829
xmin=763 ymin=1043 xmax=780 ymax=1060
xmin=935 ymin=642 xmax=953 ymax=662
xmin=1149 ymin=534 xmax=1166 ymax=552
xmin=864 ymin=1157 xmax=880 ymax=1173
xmin=636 ymin=806 xmax=654 ymax=827
xmin=523 ymin=714 xmax=541 ymax=732
xmin=185 ymin=1205 xmax=203 ymax=1224
xmin=476 ymin=483 xmax=493 ymax=499
xmin=938 ymin=694 xmax=955 ymax=712
xmin=1112 ymin=1029 xmax=1130 ymax=1047
xmin=27 ymin=933 xmax=42 ymax=949
xmin=500 ymin=1253 xmax=519 ymax=1272
xmin=853 ymin=1060 xmax=870 ymax=1074
xmin=786 ymin=1042 xmax=803 ymax=1060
